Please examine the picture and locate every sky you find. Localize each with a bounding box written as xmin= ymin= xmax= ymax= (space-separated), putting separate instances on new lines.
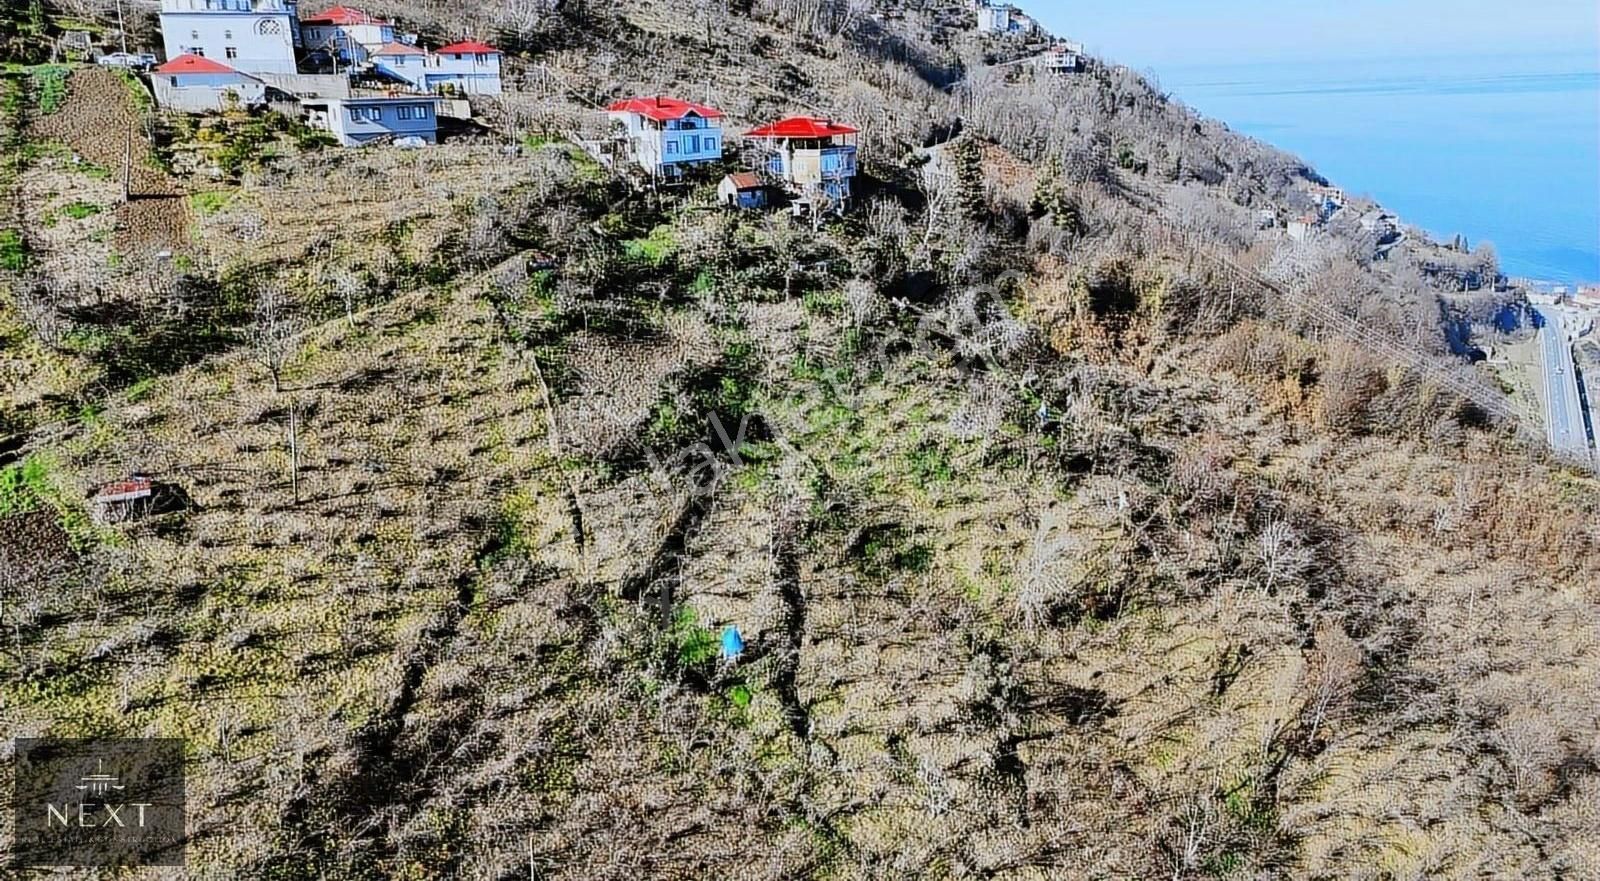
xmin=1026 ymin=0 xmax=1600 ymax=69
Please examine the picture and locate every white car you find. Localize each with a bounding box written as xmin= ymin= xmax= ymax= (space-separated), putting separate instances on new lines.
xmin=97 ymin=52 xmax=156 ymax=70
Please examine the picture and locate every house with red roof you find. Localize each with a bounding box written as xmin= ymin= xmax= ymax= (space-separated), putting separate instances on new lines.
xmin=151 ymin=53 xmax=268 ymax=111
xmin=746 ymin=116 xmax=860 ymax=213
xmin=420 ymin=40 xmax=503 ymax=95
xmin=606 ymin=96 xmax=726 ymax=179
xmin=299 ymin=5 xmax=395 ymax=63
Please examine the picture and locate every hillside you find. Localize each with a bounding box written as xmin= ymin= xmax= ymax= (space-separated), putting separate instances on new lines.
xmin=2 ymin=1 xmax=1599 ymax=878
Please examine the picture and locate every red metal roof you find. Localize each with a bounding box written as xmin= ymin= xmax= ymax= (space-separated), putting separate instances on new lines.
xmin=605 ymin=96 xmax=724 ymax=122
xmin=725 ymin=172 xmax=762 ymax=190
xmin=93 ymin=476 xmax=153 ymax=502
xmin=300 ymin=5 xmax=390 ymax=25
xmin=436 ymin=40 xmax=500 ymax=55
xmin=746 ymin=116 xmax=859 ymax=138
xmin=155 ymin=54 xmax=240 ymax=75
xmin=371 ymin=41 xmax=425 ymax=56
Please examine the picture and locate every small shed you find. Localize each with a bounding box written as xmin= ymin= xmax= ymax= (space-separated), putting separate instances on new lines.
xmin=91 ymin=474 xmax=155 ymax=524
xmin=718 ymin=172 xmax=768 ymax=209
xmin=89 ymin=473 xmax=190 ymax=524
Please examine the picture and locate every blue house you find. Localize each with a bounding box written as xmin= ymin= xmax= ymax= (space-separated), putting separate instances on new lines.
xmin=747 ymin=116 xmax=860 ymax=214
xmin=605 ymin=96 xmax=726 ymax=180
xmin=303 ymin=95 xmax=438 ymax=146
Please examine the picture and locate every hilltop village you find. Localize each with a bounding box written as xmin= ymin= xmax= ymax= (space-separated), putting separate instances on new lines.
xmin=102 ymin=0 xmax=1105 ymax=214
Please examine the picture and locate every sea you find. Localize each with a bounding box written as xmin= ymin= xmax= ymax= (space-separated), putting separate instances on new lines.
xmin=1150 ymin=52 xmax=1600 ymax=285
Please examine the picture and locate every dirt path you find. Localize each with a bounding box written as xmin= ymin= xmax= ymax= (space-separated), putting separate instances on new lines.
xmin=28 ymin=68 xmax=189 ymax=254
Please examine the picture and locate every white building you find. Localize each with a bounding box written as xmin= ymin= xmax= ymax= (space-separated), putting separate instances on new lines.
xmin=423 ymin=41 xmax=503 ymax=95
xmin=369 ymin=40 xmax=427 ymax=85
xmin=158 ymin=0 xmax=299 ymax=75
xmin=976 ymin=3 xmax=1010 ymax=32
xmin=298 ymin=5 xmax=394 ymax=63
xmin=976 ymin=1 xmax=1036 ymax=35
xmin=606 ymin=96 xmax=725 ymax=179
xmin=1038 ymin=42 xmax=1083 ymax=73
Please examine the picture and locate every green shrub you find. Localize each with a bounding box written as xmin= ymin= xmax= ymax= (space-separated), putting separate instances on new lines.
xmin=189 ymin=191 xmax=231 ymax=216
xmin=624 ymin=224 xmax=678 ymax=267
xmin=0 ymin=227 xmax=27 ymax=272
xmin=0 ymin=457 xmax=53 ymax=515
xmin=59 ymin=200 xmax=101 ymax=220
xmin=29 ymin=64 xmax=68 ymax=114
xmin=671 ymin=606 xmax=718 ymax=669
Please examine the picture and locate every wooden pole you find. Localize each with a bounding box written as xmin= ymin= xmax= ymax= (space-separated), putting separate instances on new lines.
xmin=121 ymin=125 xmax=132 ymax=202
xmin=288 ymin=400 xmax=300 ymax=504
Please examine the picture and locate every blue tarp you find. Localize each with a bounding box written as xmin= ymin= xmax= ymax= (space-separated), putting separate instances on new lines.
xmin=721 ymin=625 xmax=745 ymax=659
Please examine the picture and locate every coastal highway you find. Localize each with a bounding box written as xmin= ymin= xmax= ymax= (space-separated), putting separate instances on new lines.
xmin=1532 ymin=304 xmax=1594 ymax=458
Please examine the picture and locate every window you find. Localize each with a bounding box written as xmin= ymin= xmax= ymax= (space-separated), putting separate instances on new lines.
xmin=705 ymin=138 xmax=717 ymax=153
xmin=475 ymin=53 xmax=487 ymax=63
xmin=348 ymin=106 xmax=382 ymax=122
xmin=190 ymin=29 xmax=199 ymax=39
xmin=665 ymin=141 xmax=678 ymax=155
xmin=684 ymin=135 xmax=700 ymax=154
xmin=192 ymin=47 xmax=205 ymax=56
xmin=224 ymin=29 xmax=232 ymax=39
xmin=397 ymin=105 xmax=428 ymax=120
xmin=258 ymin=19 xmax=282 ymax=36
xmin=225 ymin=47 xmax=238 ymax=58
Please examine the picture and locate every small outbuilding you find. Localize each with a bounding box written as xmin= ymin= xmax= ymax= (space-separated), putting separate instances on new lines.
xmin=152 ymin=54 xmax=267 ymax=113
xmin=91 ymin=474 xmax=155 ymax=524
xmin=718 ymin=172 xmax=768 ymax=209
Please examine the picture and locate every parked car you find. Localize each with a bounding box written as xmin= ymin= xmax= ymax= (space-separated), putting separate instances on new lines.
xmin=97 ymin=52 xmax=157 ymax=70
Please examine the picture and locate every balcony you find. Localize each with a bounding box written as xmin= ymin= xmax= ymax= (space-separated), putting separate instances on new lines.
xmin=161 ymin=0 xmax=289 ymax=12
xmin=789 ymin=145 xmax=857 ymax=183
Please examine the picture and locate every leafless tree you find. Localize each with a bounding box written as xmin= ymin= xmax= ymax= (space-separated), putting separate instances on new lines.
xmin=249 ymin=282 xmax=302 ymax=394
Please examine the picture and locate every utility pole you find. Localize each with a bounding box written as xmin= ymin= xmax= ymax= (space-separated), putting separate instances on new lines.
xmin=121 ymin=125 xmax=132 ymax=202
xmin=116 ymin=0 xmax=128 ymax=54
xmin=288 ymin=399 xmax=301 ymax=504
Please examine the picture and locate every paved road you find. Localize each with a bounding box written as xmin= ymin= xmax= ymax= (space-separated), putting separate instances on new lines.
xmin=1532 ymin=304 xmax=1592 ymax=456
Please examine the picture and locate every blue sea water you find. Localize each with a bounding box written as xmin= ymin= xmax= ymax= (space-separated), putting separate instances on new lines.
xmin=1152 ymin=52 xmax=1600 ymax=284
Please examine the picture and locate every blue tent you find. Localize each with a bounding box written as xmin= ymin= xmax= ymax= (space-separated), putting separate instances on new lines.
xmin=720 ymin=625 xmax=745 ymax=659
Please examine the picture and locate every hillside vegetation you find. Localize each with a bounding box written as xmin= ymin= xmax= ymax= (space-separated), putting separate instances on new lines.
xmin=2 ymin=1 xmax=1598 ymax=879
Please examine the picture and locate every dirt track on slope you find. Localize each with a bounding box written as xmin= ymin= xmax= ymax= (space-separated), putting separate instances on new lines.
xmin=28 ymin=68 xmax=189 ymax=253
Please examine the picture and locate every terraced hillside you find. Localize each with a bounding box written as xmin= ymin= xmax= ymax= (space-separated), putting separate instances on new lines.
xmin=2 ymin=1 xmax=1599 ymax=879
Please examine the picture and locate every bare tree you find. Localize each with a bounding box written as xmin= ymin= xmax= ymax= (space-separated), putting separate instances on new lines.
xmin=249 ymin=282 xmax=301 ymax=393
